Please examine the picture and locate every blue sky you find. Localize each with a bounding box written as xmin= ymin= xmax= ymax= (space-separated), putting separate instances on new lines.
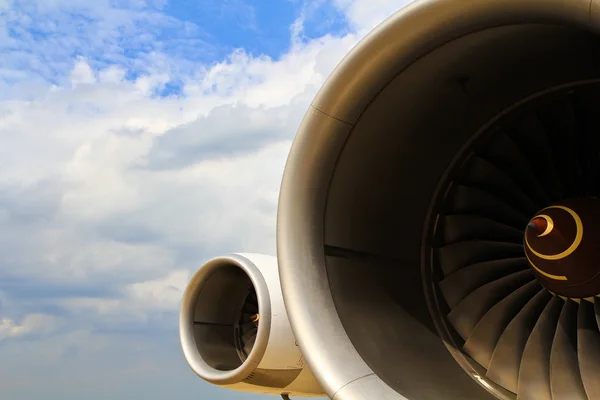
xmin=0 ymin=0 xmax=409 ymax=399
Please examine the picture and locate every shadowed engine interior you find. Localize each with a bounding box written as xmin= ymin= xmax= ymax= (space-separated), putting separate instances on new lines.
xmin=191 ymin=265 xmax=259 ymax=372
xmin=322 ymin=24 xmax=600 ymax=399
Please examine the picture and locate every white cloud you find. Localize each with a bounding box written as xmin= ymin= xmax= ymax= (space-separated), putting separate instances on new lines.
xmin=70 ymin=57 xmax=97 ymax=87
xmin=126 ymin=269 xmax=190 ymax=309
xmin=0 ymin=1 xmax=410 ymax=398
xmin=0 ymin=0 xmax=12 ymax=11
xmin=0 ymin=0 xmax=414 ymax=332
xmin=0 ymin=0 xmax=414 ymax=329
xmin=0 ymin=313 xmax=62 ymax=340
xmin=57 ymin=269 xmax=190 ymax=318
xmin=333 ymin=0 xmax=415 ymax=33
xmin=119 ymin=358 xmax=160 ymax=375
xmin=0 ymin=29 xmax=359 ymax=287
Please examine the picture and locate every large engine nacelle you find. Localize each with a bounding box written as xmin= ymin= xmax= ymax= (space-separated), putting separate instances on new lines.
xmin=277 ymin=0 xmax=600 ymax=400
xmin=179 ymin=253 xmax=323 ymax=397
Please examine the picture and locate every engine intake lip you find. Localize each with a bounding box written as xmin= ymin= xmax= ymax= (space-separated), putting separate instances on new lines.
xmin=277 ymin=0 xmax=597 ymax=398
xmin=179 ymin=254 xmax=272 ymax=385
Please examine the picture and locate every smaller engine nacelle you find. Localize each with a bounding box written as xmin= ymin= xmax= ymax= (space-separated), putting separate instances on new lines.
xmin=179 ymin=253 xmax=323 ymax=397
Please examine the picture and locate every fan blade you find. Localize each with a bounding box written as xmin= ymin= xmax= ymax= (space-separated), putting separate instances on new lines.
xmin=577 ymin=299 xmax=600 ymax=399
xmin=242 ymin=327 xmax=257 ymax=343
xmin=509 ymin=115 xmax=562 ymax=200
xmin=481 ymin=130 xmax=550 ymax=204
xmin=243 ymin=302 xmax=259 ymax=313
xmin=246 ymin=289 xmax=258 ymax=306
xmin=441 ymin=214 xmax=524 ymax=245
xmin=463 ymin=156 xmax=539 ymax=215
xmin=536 ymin=96 xmax=584 ymax=195
xmin=549 ymin=299 xmax=587 ymax=400
xmin=240 ymin=320 xmax=255 ymax=330
xmin=439 ymin=257 xmax=529 ymax=308
xmin=447 ymin=185 xmax=530 ymax=229
xmin=243 ymin=332 xmax=257 ymax=356
xmin=516 ymin=295 xmax=563 ymax=400
xmin=447 ymin=270 xmax=533 ymax=340
xmin=437 ymin=241 xmax=526 ymax=277
xmin=462 ymin=281 xmax=541 ymax=369
xmin=572 ymin=90 xmax=600 ymax=194
xmin=486 ymin=289 xmax=552 ymax=392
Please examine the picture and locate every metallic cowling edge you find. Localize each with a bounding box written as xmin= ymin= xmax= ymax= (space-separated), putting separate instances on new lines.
xmin=277 ymin=0 xmax=595 ymax=398
xmin=179 ymin=254 xmax=272 ymax=385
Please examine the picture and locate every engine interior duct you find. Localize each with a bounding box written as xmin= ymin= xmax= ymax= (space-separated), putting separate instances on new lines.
xmin=277 ymin=0 xmax=600 ymax=399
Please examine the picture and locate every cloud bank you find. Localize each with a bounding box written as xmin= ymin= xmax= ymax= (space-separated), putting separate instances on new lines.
xmin=0 ymin=1 xmax=413 ymax=399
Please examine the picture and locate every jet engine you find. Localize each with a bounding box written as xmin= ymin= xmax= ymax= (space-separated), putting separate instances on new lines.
xmin=277 ymin=0 xmax=600 ymax=399
xmin=179 ymin=253 xmax=323 ymax=397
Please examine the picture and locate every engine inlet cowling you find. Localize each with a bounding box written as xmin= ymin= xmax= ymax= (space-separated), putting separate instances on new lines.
xmin=179 ymin=253 xmax=323 ymax=397
xmin=276 ymin=0 xmax=600 ymax=399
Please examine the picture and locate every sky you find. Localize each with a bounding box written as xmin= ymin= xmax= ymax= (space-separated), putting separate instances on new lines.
xmin=0 ymin=1 xmax=412 ymax=399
